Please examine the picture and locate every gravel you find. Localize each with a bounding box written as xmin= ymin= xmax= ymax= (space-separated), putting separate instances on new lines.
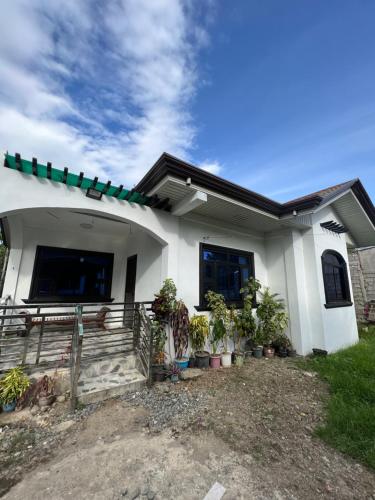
xmin=121 ymin=383 xmax=206 ymax=432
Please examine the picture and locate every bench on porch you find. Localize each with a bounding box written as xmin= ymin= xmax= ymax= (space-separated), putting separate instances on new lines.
xmin=20 ymin=306 xmax=111 ymax=335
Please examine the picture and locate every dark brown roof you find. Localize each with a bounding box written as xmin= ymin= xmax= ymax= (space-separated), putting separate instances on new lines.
xmin=135 ymin=153 xmax=375 ymax=225
xmin=283 ymin=180 xmax=357 ymax=206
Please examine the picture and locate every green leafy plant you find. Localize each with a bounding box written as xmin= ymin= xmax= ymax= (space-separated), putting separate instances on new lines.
xmin=205 ymin=290 xmax=230 ymax=353
xmin=232 ymin=278 xmax=261 ymax=351
xmin=0 ymin=367 xmax=30 ymax=405
xmin=272 ymin=333 xmax=291 ymax=350
xmin=256 ymin=287 xmax=289 ymax=346
xmin=151 ymin=319 xmax=167 ymax=363
xmin=170 ymin=299 xmax=190 ymax=359
xmin=210 ymin=319 xmax=226 ymax=354
xmin=189 ymin=315 xmax=209 ymax=353
xmin=151 ymin=278 xmax=177 ymax=319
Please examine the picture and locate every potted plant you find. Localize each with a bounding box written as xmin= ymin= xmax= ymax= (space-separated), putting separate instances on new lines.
xmin=252 ymin=331 xmax=264 ymax=359
xmin=209 ymin=319 xmax=225 ymax=368
xmin=205 ymin=291 xmax=231 ymax=368
xmin=167 ymin=362 xmax=181 ymax=383
xmin=256 ymin=287 xmax=289 ymax=359
xmin=38 ymin=375 xmax=56 ymax=407
xmin=151 ymin=319 xmax=167 ymax=381
xmin=151 ymin=278 xmax=177 ymax=320
xmin=189 ymin=315 xmax=210 ymax=368
xmin=170 ymin=300 xmax=190 ymax=370
xmin=273 ymin=334 xmax=291 ymax=357
xmin=0 ymin=367 xmax=30 ymax=412
xmin=233 ymin=277 xmax=261 ymax=366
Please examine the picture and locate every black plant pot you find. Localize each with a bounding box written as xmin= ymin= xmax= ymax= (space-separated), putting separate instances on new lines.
xmin=195 ymin=351 xmax=210 ymax=369
xmin=287 ymin=348 xmax=297 ymax=357
xmin=152 ymin=364 xmax=166 ymax=382
xmin=188 ymin=356 xmax=196 ymax=368
xmin=278 ymin=347 xmax=288 ymax=358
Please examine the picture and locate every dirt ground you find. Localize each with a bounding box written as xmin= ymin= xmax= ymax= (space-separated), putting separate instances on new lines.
xmin=1 ymin=358 xmax=375 ymax=499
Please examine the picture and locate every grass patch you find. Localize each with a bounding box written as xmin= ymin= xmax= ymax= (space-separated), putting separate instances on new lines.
xmin=300 ymin=324 xmax=375 ymax=469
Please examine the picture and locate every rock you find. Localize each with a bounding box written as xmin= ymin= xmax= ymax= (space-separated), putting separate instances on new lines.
xmin=127 ymin=487 xmax=141 ymax=499
xmin=55 ymin=420 xmax=75 ymax=433
xmin=57 ymin=395 xmax=65 ymax=403
xmin=30 ymin=406 xmax=39 ymax=416
xmin=179 ymin=368 xmax=203 ymax=380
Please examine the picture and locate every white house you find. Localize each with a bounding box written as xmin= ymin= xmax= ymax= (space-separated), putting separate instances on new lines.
xmin=1 ymin=152 xmax=375 ymax=357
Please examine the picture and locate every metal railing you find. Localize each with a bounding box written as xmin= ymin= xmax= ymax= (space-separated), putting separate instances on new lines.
xmin=133 ymin=302 xmax=154 ymax=386
xmin=70 ymin=305 xmax=83 ymax=410
xmin=0 ymin=300 xmax=153 ymax=373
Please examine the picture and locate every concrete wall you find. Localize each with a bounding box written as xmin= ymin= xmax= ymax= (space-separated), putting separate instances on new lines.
xmin=3 ymin=214 xmax=128 ymax=306
xmin=349 ymin=247 xmax=375 ymax=321
xmin=177 ymin=216 xmax=268 ymax=314
xmin=309 ymin=206 xmax=358 ymax=352
xmin=0 ymin=166 xmax=362 ymax=355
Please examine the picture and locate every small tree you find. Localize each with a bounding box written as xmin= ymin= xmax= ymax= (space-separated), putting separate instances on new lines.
xmin=170 ymin=299 xmax=189 ymax=359
xmin=151 ymin=278 xmax=177 ymax=320
xmin=233 ymin=277 xmax=261 ymax=351
xmin=189 ymin=315 xmax=209 ymax=353
xmin=256 ymin=288 xmax=288 ymax=346
xmin=205 ymin=290 xmax=229 ymax=353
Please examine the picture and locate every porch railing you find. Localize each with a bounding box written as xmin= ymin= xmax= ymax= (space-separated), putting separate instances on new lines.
xmin=0 ymin=300 xmax=154 ymax=405
xmin=133 ymin=302 xmax=154 ymax=386
xmin=70 ymin=305 xmax=83 ymax=410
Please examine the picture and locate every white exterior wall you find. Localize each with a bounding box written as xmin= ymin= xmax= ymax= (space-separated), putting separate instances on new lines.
xmin=0 ymin=166 xmax=361 ymax=355
xmin=125 ymin=230 xmax=163 ymax=303
xmin=3 ymin=215 xmax=128 ymax=306
xmin=309 ymin=206 xmax=358 ymax=352
xmin=177 ymin=216 xmax=268 ymax=313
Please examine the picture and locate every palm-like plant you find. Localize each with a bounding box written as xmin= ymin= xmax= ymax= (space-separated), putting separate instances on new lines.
xmin=0 ymin=367 xmax=30 ymax=405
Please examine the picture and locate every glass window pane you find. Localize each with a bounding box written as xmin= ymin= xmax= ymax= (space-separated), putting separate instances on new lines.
xmin=203 ymin=250 xmax=227 ymax=262
xmin=31 ymin=246 xmax=113 ymax=301
xmin=229 ymin=254 xmax=249 ymax=265
xmin=201 ymin=245 xmax=254 ymax=305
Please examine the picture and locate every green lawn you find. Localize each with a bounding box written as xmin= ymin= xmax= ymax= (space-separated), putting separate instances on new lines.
xmin=300 ymin=324 xmax=375 ymax=469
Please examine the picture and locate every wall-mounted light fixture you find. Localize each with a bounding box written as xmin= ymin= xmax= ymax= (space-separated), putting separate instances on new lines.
xmin=86 ymin=188 xmax=103 ymax=200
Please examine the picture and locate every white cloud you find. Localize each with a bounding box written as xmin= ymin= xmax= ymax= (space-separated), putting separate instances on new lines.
xmin=199 ymin=160 xmax=223 ymax=176
xmin=0 ymin=0 xmax=215 ymax=187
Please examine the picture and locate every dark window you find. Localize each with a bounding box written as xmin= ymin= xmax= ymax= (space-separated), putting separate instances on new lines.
xmin=28 ymin=246 xmax=114 ymax=303
xmin=200 ymin=243 xmax=254 ymax=308
xmin=321 ymin=250 xmax=351 ymax=308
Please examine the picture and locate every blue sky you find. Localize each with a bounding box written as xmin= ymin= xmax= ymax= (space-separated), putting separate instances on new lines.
xmin=1 ymin=1 xmax=374 ymax=202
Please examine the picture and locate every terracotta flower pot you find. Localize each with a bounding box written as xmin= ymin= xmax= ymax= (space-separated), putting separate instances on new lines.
xmin=210 ymin=354 xmax=221 ymax=368
xmin=263 ymin=346 xmax=275 ymax=358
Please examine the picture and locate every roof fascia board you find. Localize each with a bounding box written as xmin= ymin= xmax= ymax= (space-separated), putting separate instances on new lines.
xmin=136 ymin=154 xmax=283 ymax=215
xmin=181 ymin=211 xmax=265 ymax=241
xmin=137 ymin=153 xmax=325 ymax=218
xmin=164 ymin=176 xmax=280 ymax=220
xmin=315 ymin=188 xmax=375 ymax=231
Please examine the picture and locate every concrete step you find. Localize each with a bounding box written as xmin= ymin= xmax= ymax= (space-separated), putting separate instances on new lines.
xmin=79 ymin=354 xmax=137 ymax=378
xmin=77 ymin=368 xmax=146 ymax=404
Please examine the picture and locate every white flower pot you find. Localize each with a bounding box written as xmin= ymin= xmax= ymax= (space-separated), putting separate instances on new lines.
xmin=221 ymin=352 xmax=232 ymax=367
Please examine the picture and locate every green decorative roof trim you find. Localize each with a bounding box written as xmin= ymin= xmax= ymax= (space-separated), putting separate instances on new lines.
xmin=4 ymin=153 xmax=151 ymax=206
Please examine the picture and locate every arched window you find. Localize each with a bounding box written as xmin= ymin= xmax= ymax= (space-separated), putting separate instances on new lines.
xmin=321 ymin=250 xmax=352 ymax=308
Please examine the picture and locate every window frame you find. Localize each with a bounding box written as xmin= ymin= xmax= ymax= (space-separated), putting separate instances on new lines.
xmin=26 ymin=245 xmax=114 ymax=304
xmin=321 ymin=249 xmax=352 ymax=309
xmin=198 ymin=242 xmax=255 ymax=310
